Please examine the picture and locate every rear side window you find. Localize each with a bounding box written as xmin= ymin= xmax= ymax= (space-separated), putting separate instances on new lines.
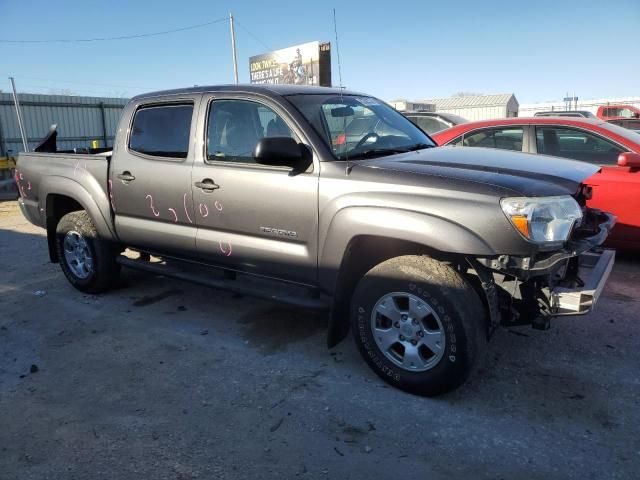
xmin=535 ymin=127 xmax=623 ymax=165
xmin=129 ymin=104 xmax=194 ymax=158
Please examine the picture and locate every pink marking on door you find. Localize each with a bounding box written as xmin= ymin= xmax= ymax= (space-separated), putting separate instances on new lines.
xmin=183 ymin=193 xmax=193 ymax=223
xmin=199 ymin=203 xmax=209 ymax=217
xmin=219 ymin=241 xmax=232 ymax=257
xmin=145 ymin=194 xmax=160 ymax=217
xmin=27 ymin=182 xmax=31 ymax=190
xmin=108 ymin=180 xmax=116 ymax=211
xmin=214 ymin=200 xmax=223 ymax=212
xmin=168 ymin=208 xmax=178 ymax=222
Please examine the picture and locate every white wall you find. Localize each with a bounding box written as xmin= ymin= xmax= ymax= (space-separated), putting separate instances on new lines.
xmin=435 ymin=105 xmax=509 ymax=121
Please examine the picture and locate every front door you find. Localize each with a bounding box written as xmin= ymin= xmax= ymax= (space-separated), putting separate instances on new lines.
xmin=110 ymin=97 xmax=200 ymax=256
xmin=191 ymin=95 xmax=319 ymax=285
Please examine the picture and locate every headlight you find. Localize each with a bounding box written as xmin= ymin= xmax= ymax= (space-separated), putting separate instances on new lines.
xmin=501 ymin=196 xmax=582 ymax=244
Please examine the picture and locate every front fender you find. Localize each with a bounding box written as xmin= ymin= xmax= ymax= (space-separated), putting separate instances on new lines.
xmin=318 ymin=206 xmax=496 ymax=293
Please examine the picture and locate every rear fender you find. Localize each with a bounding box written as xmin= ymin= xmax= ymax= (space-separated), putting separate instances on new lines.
xmin=42 ymin=177 xmax=117 ymax=261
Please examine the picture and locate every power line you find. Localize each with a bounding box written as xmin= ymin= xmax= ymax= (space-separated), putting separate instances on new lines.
xmin=0 ymin=17 xmax=228 ymax=43
xmin=234 ymin=19 xmax=276 ymax=55
xmin=1 ymin=73 xmax=158 ymax=90
xmin=233 ymin=19 xmax=288 ymax=64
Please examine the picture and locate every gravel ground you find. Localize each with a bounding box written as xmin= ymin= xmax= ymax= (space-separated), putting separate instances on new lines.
xmin=1 ymin=200 xmax=638 ymax=479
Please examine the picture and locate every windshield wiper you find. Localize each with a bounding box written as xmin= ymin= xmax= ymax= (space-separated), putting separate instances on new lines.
xmin=342 ymin=143 xmax=434 ymax=160
xmin=402 ymin=143 xmax=434 ymax=152
xmin=342 ymin=148 xmax=409 ymax=160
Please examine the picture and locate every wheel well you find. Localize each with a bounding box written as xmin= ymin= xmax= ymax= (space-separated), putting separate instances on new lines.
xmin=46 ymin=194 xmax=84 ymax=262
xmin=327 ymin=235 xmax=456 ymax=347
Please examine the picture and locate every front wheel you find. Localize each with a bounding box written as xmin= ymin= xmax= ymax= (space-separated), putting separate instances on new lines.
xmin=351 ymin=255 xmax=487 ymax=396
xmin=55 ymin=211 xmax=120 ymax=293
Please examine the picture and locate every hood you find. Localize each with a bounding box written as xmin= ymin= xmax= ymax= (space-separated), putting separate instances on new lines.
xmin=356 ymin=146 xmax=599 ymax=197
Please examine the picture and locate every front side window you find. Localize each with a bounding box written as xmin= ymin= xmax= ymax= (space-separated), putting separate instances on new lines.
xmin=286 ymin=94 xmax=435 ymax=160
xmin=535 ymin=127 xmax=623 ymax=165
xmin=207 ymin=99 xmax=296 ymax=163
xmin=129 ymin=104 xmax=193 ymax=158
xmin=458 ymin=127 xmax=524 ymax=152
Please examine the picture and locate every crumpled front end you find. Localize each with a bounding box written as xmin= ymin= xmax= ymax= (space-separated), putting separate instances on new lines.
xmin=474 ymin=204 xmax=616 ymax=330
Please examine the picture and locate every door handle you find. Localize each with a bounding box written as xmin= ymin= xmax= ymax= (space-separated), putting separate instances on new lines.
xmin=117 ymin=171 xmax=135 ymax=182
xmin=194 ymin=179 xmax=220 ymax=192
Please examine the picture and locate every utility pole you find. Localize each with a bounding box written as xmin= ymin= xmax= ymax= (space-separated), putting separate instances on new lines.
xmin=9 ymin=77 xmax=29 ymax=152
xmin=229 ymin=13 xmax=239 ymax=84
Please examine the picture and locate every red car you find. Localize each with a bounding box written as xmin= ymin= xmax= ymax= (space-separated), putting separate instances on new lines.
xmin=597 ymin=104 xmax=640 ymax=121
xmin=432 ymin=117 xmax=640 ymax=250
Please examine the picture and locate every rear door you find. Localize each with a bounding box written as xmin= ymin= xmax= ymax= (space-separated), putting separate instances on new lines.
xmin=190 ymin=94 xmax=320 ymax=284
xmin=532 ymin=125 xmax=639 ymax=246
xmin=110 ymin=95 xmax=201 ymax=255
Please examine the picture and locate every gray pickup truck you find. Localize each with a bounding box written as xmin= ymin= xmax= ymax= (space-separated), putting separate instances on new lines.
xmin=17 ymin=85 xmax=616 ymax=396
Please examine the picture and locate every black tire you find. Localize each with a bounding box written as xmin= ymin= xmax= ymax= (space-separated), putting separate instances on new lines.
xmin=55 ymin=211 xmax=120 ymax=293
xmin=351 ymin=255 xmax=487 ymax=396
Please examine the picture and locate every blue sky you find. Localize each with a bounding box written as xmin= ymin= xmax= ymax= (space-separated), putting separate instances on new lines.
xmin=1 ymin=0 xmax=638 ymax=103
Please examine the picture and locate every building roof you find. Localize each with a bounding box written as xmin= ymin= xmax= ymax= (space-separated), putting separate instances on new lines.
xmin=418 ymin=94 xmax=518 ymax=109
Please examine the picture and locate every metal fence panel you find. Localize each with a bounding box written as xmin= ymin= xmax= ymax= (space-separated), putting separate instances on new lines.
xmin=0 ymin=92 xmax=128 ymax=155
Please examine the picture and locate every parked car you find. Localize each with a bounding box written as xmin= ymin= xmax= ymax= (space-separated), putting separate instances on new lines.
xmin=17 ymin=85 xmax=615 ymax=396
xmin=534 ymin=110 xmax=596 ymax=119
xmin=402 ymin=111 xmax=468 ymax=134
xmin=597 ymin=104 xmax=640 ymax=121
xmin=432 ymin=117 xmax=640 ymax=250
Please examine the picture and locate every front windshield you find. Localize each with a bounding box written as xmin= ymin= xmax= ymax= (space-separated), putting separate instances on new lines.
xmin=286 ymin=94 xmax=436 ymax=160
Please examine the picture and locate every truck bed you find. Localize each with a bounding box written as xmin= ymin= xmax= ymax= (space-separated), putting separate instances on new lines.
xmin=16 ymin=151 xmax=112 ymax=232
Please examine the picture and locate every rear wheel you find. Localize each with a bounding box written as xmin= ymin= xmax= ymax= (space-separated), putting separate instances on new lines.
xmin=55 ymin=211 xmax=120 ymax=293
xmin=351 ymin=255 xmax=487 ymax=396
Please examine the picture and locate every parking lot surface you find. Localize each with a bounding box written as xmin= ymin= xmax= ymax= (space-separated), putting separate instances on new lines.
xmin=1 ymin=200 xmax=639 ymax=480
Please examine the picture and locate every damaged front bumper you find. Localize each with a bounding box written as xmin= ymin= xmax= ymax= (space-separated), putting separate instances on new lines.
xmin=550 ymin=249 xmax=615 ymax=315
xmin=474 ymin=210 xmax=617 ymax=328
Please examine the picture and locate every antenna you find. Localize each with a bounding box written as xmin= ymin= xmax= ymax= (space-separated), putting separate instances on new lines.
xmin=333 ymin=8 xmax=343 ymax=90
xmin=229 ymin=13 xmax=239 ymax=84
xmin=333 ymin=8 xmax=351 ymax=174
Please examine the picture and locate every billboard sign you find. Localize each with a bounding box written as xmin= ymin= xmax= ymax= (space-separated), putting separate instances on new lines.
xmin=249 ymin=41 xmax=331 ymax=87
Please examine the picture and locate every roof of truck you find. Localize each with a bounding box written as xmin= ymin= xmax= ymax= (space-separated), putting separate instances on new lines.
xmin=132 ymin=84 xmax=359 ymax=100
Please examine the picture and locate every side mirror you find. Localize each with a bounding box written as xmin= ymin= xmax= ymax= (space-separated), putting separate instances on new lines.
xmin=254 ymin=137 xmax=303 ymax=167
xmin=618 ymin=151 xmax=640 ymax=168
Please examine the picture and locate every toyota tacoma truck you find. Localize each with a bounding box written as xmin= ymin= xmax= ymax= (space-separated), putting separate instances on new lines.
xmin=16 ymin=85 xmax=616 ymax=396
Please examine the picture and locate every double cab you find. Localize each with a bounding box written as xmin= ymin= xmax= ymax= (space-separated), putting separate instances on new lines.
xmin=16 ymin=85 xmax=615 ymax=396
